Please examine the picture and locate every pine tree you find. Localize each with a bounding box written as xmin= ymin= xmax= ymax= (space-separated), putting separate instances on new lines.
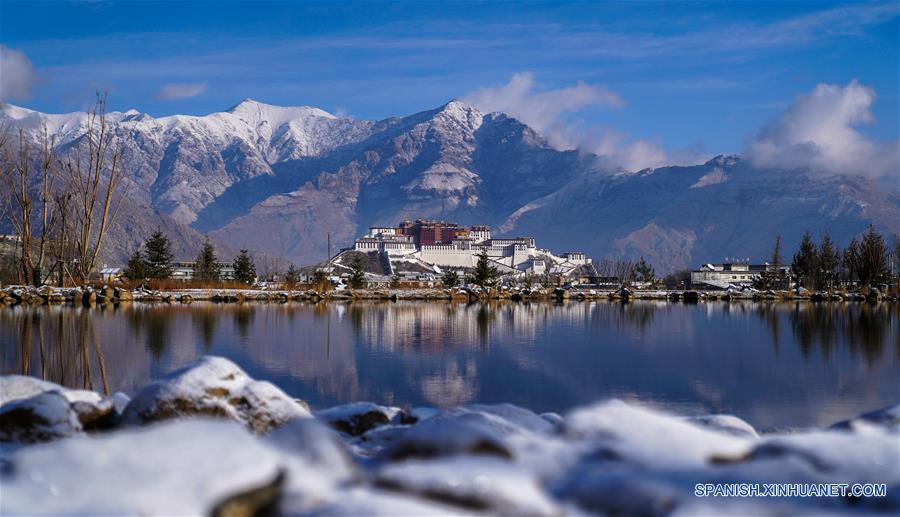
xmin=348 ymin=254 xmax=367 ymax=289
xmin=473 ymin=250 xmax=499 ymax=288
xmin=232 ymin=249 xmax=257 ymax=285
xmin=283 ymin=264 xmax=299 ymax=287
xmin=791 ymin=231 xmax=818 ymax=290
xmin=390 ymin=272 xmax=402 ymax=288
xmin=843 ymin=238 xmax=862 ymax=287
xmin=442 ymin=269 xmax=460 ymax=288
xmin=193 ymin=238 xmax=221 ymax=282
xmin=144 ymin=230 xmax=174 ymax=280
xmin=634 ymin=257 xmax=655 ymax=284
xmin=817 ymin=233 xmax=840 ymax=290
xmin=858 ymin=225 xmax=889 ymax=288
xmin=764 ymin=235 xmax=784 ymax=290
xmin=124 ymin=249 xmax=147 ymax=281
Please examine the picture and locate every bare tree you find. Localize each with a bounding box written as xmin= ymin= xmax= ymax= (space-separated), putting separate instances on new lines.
xmin=62 ymin=92 xmax=128 ymax=283
xmin=2 ymin=125 xmax=61 ymax=285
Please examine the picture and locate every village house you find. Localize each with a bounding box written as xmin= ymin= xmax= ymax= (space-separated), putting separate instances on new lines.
xmin=690 ymin=259 xmax=791 ymax=289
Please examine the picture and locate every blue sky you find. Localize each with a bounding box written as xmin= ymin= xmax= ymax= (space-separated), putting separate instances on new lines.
xmin=1 ymin=1 xmax=898 ymax=163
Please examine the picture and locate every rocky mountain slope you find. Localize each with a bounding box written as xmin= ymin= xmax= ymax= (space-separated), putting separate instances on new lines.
xmin=2 ymin=101 xmax=897 ymax=272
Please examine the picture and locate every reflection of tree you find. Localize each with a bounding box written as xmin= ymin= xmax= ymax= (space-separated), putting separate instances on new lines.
xmin=5 ymin=306 xmax=110 ymax=392
xmin=766 ymin=303 xmax=897 ymax=365
xmin=233 ymin=306 xmax=254 ymax=340
xmin=192 ymin=307 xmax=219 ymax=352
xmin=144 ymin=311 xmax=171 ymax=362
xmin=614 ymin=301 xmax=656 ymax=332
xmin=475 ymin=304 xmax=496 ymax=349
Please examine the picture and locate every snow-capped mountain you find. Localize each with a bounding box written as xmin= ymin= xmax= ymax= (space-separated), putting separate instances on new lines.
xmin=2 ymin=100 xmax=897 ymax=272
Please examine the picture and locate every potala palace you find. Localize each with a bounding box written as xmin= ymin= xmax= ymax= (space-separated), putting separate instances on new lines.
xmin=331 ymin=219 xmax=597 ymax=283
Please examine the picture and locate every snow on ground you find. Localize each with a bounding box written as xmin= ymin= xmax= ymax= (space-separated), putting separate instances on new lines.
xmin=1 ymin=356 xmax=898 ymax=515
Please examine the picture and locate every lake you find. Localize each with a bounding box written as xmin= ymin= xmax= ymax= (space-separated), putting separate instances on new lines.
xmin=1 ymin=300 xmax=897 ymax=429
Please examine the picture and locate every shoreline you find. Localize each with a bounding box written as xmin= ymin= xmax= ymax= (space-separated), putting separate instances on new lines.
xmin=2 ymin=285 xmax=897 ymax=307
xmin=1 ymin=356 xmax=897 ymax=515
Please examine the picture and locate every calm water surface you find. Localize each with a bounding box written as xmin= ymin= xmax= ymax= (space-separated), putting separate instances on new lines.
xmin=1 ymin=301 xmax=897 ymax=429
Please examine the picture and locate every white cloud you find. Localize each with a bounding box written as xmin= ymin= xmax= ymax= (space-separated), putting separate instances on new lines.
xmin=0 ymin=45 xmax=38 ymax=102
xmin=464 ymin=72 xmax=675 ymax=172
xmin=463 ymin=72 xmax=623 ymax=148
xmin=155 ymin=82 xmax=208 ymax=101
xmin=749 ymin=80 xmax=898 ymax=177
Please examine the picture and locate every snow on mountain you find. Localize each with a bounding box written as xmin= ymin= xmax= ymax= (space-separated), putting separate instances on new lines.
xmin=1 ymin=101 xmax=897 ymax=271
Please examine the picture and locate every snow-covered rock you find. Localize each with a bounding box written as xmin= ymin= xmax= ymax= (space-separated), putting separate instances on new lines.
xmin=1 ymin=419 xmax=285 ymax=516
xmin=0 ymin=392 xmax=82 ymax=443
xmin=316 ymin=401 xmax=406 ymax=436
xmin=563 ymin=400 xmax=752 ymax=469
xmin=0 ymin=377 xmax=125 ymax=441
xmin=121 ymin=356 xmax=310 ymax=433
xmin=684 ymin=414 xmax=760 ymax=438
xmin=298 ymin=487 xmax=469 ymax=516
xmin=374 ymin=457 xmax=559 ymax=515
xmin=264 ymin=418 xmax=359 ymax=512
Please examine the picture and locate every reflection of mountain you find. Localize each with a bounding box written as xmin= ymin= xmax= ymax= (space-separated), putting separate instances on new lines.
xmin=0 ymin=301 xmax=897 ymax=427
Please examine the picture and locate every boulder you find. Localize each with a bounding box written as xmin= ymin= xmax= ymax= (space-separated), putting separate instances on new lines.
xmin=0 ymin=391 xmax=82 ymax=442
xmin=316 ymin=402 xmax=404 ymax=436
xmin=380 ymin=405 xmax=551 ymax=462
xmin=121 ymin=356 xmax=312 ymax=433
xmin=114 ymin=287 xmax=133 ymax=301
xmin=0 ymin=419 xmax=286 ymax=516
xmin=374 ymin=457 xmax=558 ymax=515
xmin=82 ymin=289 xmax=96 ymax=306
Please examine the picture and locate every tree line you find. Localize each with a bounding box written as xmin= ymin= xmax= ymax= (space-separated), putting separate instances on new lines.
xmin=123 ymin=230 xmax=258 ymax=285
xmin=789 ymin=225 xmax=896 ymax=291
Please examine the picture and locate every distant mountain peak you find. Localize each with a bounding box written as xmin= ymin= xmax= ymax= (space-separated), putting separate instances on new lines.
xmin=226 ymin=98 xmax=337 ymax=121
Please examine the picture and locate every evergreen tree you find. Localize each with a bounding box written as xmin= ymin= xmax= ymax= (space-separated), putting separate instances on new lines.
xmin=124 ymin=249 xmax=147 ymax=281
xmin=390 ymin=272 xmax=402 ymax=288
xmin=442 ymin=269 xmax=460 ymax=288
xmin=763 ymin=235 xmax=785 ymax=290
xmin=232 ymin=249 xmax=257 ymax=285
xmin=634 ymin=257 xmax=655 ymax=284
xmin=348 ymin=254 xmax=367 ymax=289
xmin=843 ymin=238 xmax=862 ymax=287
xmin=283 ymin=264 xmax=299 ymax=287
xmin=857 ymin=225 xmax=889 ymax=287
xmin=473 ymin=250 xmax=499 ymax=288
xmin=144 ymin=229 xmax=174 ymax=280
xmin=817 ymin=233 xmax=840 ymax=290
xmin=193 ymin=238 xmax=221 ymax=282
xmin=791 ymin=231 xmax=819 ymax=290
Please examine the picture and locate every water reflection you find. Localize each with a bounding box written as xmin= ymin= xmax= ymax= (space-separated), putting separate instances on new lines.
xmin=0 ymin=301 xmax=897 ymax=428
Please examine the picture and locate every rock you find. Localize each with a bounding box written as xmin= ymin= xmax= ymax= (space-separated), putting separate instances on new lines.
xmin=316 ymin=402 xmax=403 ymax=436
xmin=563 ymin=400 xmax=751 ymax=469
xmin=0 ymin=391 xmax=82 ymax=442
xmin=0 ymin=419 xmax=285 ymax=516
xmin=867 ymin=287 xmax=882 ymax=302
xmin=375 ymin=457 xmax=558 ymax=515
xmin=121 ymin=356 xmax=312 ymax=433
xmin=830 ymin=404 xmax=900 ymax=431
xmin=180 ymin=294 xmax=194 ymax=303
xmin=82 ymin=289 xmax=96 ymax=306
xmin=381 ymin=405 xmax=550 ymax=462
xmin=298 ymin=487 xmax=464 ymax=516
xmin=113 ymin=287 xmax=133 ymax=301
xmin=0 ymin=376 xmax=124 ymax=441
xmin=264 ymin=418 xmax=358 ymax=511
xmin=685 ymin=414 xmax=759 ymax=438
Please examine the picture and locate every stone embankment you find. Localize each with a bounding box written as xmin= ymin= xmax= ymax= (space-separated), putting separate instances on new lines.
xmin=1 ymin=284 xmax=896 ymax=307
xmin=1 ymin=356 xmax=897 ymax=515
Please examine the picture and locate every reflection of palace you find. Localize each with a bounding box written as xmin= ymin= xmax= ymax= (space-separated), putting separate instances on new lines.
xmin=1 ymin=302 xmax=896 ymax=415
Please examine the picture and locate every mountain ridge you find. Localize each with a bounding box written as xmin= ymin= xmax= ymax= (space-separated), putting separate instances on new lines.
xmin=1 ymin=100 xmax=896 ymax=273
